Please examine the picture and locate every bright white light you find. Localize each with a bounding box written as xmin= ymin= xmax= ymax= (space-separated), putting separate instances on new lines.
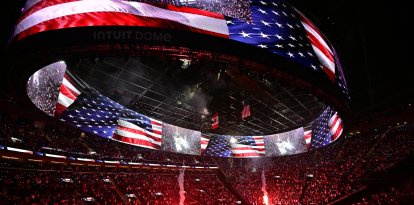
xmin=61 ymin=178 xmax=73 ymax=183
xmin=229 ymin=137 xmax=237 ymax=143
xmin=261 ymin=170 xmax=269 ymax=205
xmin=285 ymin=142 xmax=294 ymax=150
xmin=103 ymin=179 xmax=111 ymax=183
xmin=31 ymin=70 xmax=40 ymax=86
xmin=276 ymin=139 xmax=295 ymax=155
xmin=82 ymin=197 xmax=95 ymax=202
xmin=179 ymin=0 xmax=196 ymax=3
xmin=174 ymin=136 xmax=189 ymax=152
xmin=11 ymin=137 xmax=22 ymax=143
xmin=203 ymin=108 xmax=209 ymax=115
xmin=263 ymin=194 xmax=269 ymax=205
xmin=179 ymin=59 xmax=191 ymax=69
xmin=126 ymin=194 xmax=136 ymax=198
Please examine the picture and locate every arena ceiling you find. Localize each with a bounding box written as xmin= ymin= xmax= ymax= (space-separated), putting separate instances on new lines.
xmin=67 ymin=56 xmax=325 ymax=136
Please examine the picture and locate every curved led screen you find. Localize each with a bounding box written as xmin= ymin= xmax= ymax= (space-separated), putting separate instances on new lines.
xmin=27 ymin=61 xmax=344 ymax=157
xmin=19 ymin=0 xmax=348 ymax=158
xmin=16 ymin=0 xmax=348 ymax=98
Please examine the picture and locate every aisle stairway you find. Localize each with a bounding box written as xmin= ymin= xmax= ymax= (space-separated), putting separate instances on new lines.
xmin=216 ymin=169 xmax=250 ymax=205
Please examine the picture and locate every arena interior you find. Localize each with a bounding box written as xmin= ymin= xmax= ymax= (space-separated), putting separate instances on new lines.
xmin=0 ymin=0 xmax=413 ymax=204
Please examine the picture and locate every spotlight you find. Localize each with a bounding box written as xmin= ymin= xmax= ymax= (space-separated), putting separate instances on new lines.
xmin=82 ymin=197 xmax=95 ymax=202
xmin=155 ymin=192 xmax=163 ymax=196
xmin=103 ymin=179 xmax=111 ymax=183
xmin=179 ymin=59 xmax=191 ymax=69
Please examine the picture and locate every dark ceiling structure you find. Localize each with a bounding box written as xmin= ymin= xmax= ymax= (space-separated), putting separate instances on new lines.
xmin=69 ymin=56 xmax=325 ymax=136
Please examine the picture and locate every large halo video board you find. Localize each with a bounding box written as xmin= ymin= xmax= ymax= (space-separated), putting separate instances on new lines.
xmin=26 ymin=61 xmax=345 ymax=158
xmin=15 ymin=0 xmax=348 ymax=97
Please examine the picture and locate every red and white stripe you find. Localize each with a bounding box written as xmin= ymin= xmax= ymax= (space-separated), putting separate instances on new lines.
xmin=329 ymin=112 xmax=343 ymax=142
xmin=200 ymin=136 xmax=209 ymax=153
xmin=241 ymin=103 xmax=251 ymax=119
xmin=113 ymin=119 xmax=162 ymax=149
xmin=298 ymin=11 xmax=335 ymax=82
xmin=231 ymin=136 xmax=265 ymax=158
xmin=14 ymin=0 xmax=229 ymax=40
xmin=303 ymin=130 xmax=312 ymax=150
xmin=21 ymin=0 xmax=42 ymax=14
xmin=150 ymin=118 xmax=163 ymax=136
xmin=211 ymin=112 xmax=219 ymax=129
xmin=54 ymin=73 xmax=81 ymax=117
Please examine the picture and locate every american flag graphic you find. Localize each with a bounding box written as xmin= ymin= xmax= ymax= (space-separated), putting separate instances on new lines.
xmin=55 ymin=73 xmax=81 ymax=117
xmin=57 ymin=76 xmax=164 ymax=149
xmin=297 ymin=10 xmax=335 ymax=81
xmin=329 ymin=112 xmax=343 ymax=142
xmin=303 ymin=130 xmax=312 ymax=151
xmin=14 ymin=0 xmax=228 ymax=40
xmin=310 ymin=107 xmax=343 ymax=150
xmin=333 ymin=48 xmax=350 ymax=98
xmin=15 ymin=0 xmax=348 ymax=97
xmin=204 ymin=135 xmax=231 ymax=157
xmin=241 ymin=99 xmax=251 ymax=119
xmin=231 ymin=136 xmax=265 ymax=158
xmin=59 ymin=89 xmax=125 ymax=139
xmin=113 ymin=117 xmax=163 ymax=150
xmin=228 ymin=0 xmax=325 ymax=73
xmin=200 ymin=136 xmax=210 ymax=153
xmin=211 ymin=112 xmax=219 ymax=129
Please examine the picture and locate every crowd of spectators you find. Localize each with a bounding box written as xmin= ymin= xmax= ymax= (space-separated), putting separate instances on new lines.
xmin=0 ymin=106 xmax=214 ymax=166
xmin=213 ymin=123 xmax=414 ymax=204
xmin=127 ymin=0 xmax=251 ymax=20
xmin=188 ymin=0 xmax=250 ymax=20
xmin=1 ymin=169 xmax=83 ymax=204
xmin=0 ymin=159 xmax=237 ymax=205
xmin=352 ymin=186 xmax=411 ymax=205
xmin=1 ymin=98 xmax=414 ymax=204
